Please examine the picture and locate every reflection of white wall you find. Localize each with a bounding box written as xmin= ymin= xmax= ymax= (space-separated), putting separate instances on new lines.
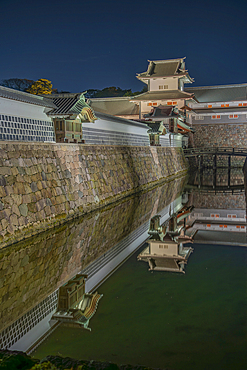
xmin=189 ymin=208 xmax=246 ymax=232
xmin=190 ymin=208 xmax=246 ymax=221
xmin=149 ymin=240 xmax=178 ymax=256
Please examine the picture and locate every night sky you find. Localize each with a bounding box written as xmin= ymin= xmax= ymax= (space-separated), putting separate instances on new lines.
xmin=1 ymin=0 xmax=247 ymax=93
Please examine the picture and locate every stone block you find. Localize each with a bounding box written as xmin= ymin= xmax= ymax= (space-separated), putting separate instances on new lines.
xmin=0 ymin=167 xmax=12 ymax=176
xmin=0 ymin=175 xmax=6 ymax=186
xmin=4 ymin=185 xmax=13 ymax=196
xmin=19 ymin=204 xmax=28 ymax=217
xmin=9 ymin=214 xmax=18 ymax=226
xmin=12 ymin=204 xmax=21 ymax=216
xmin=13 ymin=182 xmax=25 ymax=195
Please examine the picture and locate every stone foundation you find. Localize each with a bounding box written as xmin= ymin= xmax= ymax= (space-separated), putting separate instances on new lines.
xmin=0 ymin=142 xmax=187 ymax=248
xmin=192 ymin=123 xmax=247 ymax=148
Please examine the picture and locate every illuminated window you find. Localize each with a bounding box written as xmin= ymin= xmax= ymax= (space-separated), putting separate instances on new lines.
xmin=234 ymin=114 xmax=238 ymax=118
xmin=215 ymin=214 xmax=219 ymax=218
xmin=208 ymin=104 xmax=212 ymax=108
xmin=221 ymin=104 xmax=224 ymax=107
xmin=225 ymin=104 xmax=229 ymax=107
xmin=216 ymin=115 xmax=221 ymax=119
xmin=243 ymin=103 xmax=247 ymax=106
xmin=236 ymin=225 xmax=240 ymax=228
xmin=212 ymin=115 xmax=216 ymax=119
xmin=172 ymin=101 xmax=177 ymax=105
xmin=167 ymin=102 xmax=172 ymax=106
xmin=210 ymin=214 xmax=215 ymax=217
xmin=153 ymin=103 xmax=157 ymax=106
xmin=224 ymin=225 xmax=227 ymax=228
xmin=241 ymin=226 xmax=245 ymax=229
xmin=219 ymin=225 xmax=223 ymax=228
xmin=238 ymin=103 xmax=243 ymax=107
xmin=207 ymin=224 xmax=211 ymax=227
xmin=147 ymin=103 xmax=152 ymax=106
xmin=229 ymin=115 xmax=233 ymax=119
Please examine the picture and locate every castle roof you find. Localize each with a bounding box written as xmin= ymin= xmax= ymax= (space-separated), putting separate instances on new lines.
xmin=89 ymin=96 xmax=139 ymax=116
xmin=130 ymin=90 xmax=193 ymax=102
xmin=0 ymin=85 xmax=56 ymax=108
xmin=185 ymin=83 xmax=247 ymax=103
xmin=137 ymin=58 xmax=194 ymax=83
xmin=45 ymin=92 xmax=90 ymax=116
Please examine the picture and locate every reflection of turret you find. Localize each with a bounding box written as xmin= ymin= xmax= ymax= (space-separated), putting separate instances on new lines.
xmin=139 ymin=209 xmax=194 ymax=273
xmin=51 ymin=274 xmax=102 ymax=331
xmin=148 ymin=215 xmax=167 ymax=240
xmin=138 ymin=234 xmax=193 ymax=274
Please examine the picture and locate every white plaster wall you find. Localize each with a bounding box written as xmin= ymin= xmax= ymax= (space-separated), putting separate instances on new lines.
xmin=150 ymin=77 xmax=178 ymax=91
xmin=82 ymin=117 xmax=148 ymax=136
xmin=0 ymin=97 xmax=52 ymax=122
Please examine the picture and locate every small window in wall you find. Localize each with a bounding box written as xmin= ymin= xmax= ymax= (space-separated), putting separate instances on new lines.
xmin=229 ymin=114 xmax=238 ymax=119
xmin=212 ymin=115 xmax=221 ymax=119
xmin=152 ymin=102 xmax=157 ymax=106
xmin=196 ymin=115 xmax=204 ymax=120
xmin=172 ymin=101 xmax=177 ymax=105
xmin=167 ymin=102 xmax=173 ymax=106
xmin=238 ymin=103 xmax=243 ymax=107
xmin=243 ymin=103 xmax=247 ymax=106
xmin=159 ymin=85 xmax=164 ymax=89
xmin=221 ymin=104 xmax=229 ymax=107
xmin=208 ymin=104 xmax=212 ymax=108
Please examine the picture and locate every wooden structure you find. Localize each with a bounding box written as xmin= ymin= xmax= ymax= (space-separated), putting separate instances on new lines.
xmin=45 ymin=93 xmax=97 ymax=143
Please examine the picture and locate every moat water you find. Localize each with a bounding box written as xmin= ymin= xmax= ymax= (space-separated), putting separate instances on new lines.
xmin=1 ymin=168 xmax=247 ymax=370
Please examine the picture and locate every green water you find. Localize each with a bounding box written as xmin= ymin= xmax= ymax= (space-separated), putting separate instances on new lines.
xmin=33 ymin=244 xmax=247 ymax=370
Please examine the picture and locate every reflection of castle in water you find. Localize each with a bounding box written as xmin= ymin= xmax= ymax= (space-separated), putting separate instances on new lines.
xmin=51 ymin=274 xmax=102 ymax=331
xmin=138 ymin=210 xmax=194 ymax=273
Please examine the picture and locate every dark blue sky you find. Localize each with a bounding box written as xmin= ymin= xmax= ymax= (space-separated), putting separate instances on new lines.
xmin=1 ymin=0 xmax=247 ymax=93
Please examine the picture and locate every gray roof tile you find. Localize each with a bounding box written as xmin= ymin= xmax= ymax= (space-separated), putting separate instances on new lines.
xmin=0 ymin=86 xmax=56 ymax=108
xmin=130 ymin=90 xmax=193 ymax=102
xmin=186 ymin=84 xmax=247 ymax=102
xmin=47 ymin=94 xmax=89 ymax=116
xmin=89 ymin=97 xmax=139 ymax=115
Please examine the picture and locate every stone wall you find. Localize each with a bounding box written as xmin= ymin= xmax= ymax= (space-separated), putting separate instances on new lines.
xmin=190 ymin=192 xmax=245 ymax=210
xmin=0 ymin=142 xmax=187 ymax=248
xmin=0 ymin=177 xmax=186 ymax=333
xmin=191 ymin=123 xmax=247 ymax=148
